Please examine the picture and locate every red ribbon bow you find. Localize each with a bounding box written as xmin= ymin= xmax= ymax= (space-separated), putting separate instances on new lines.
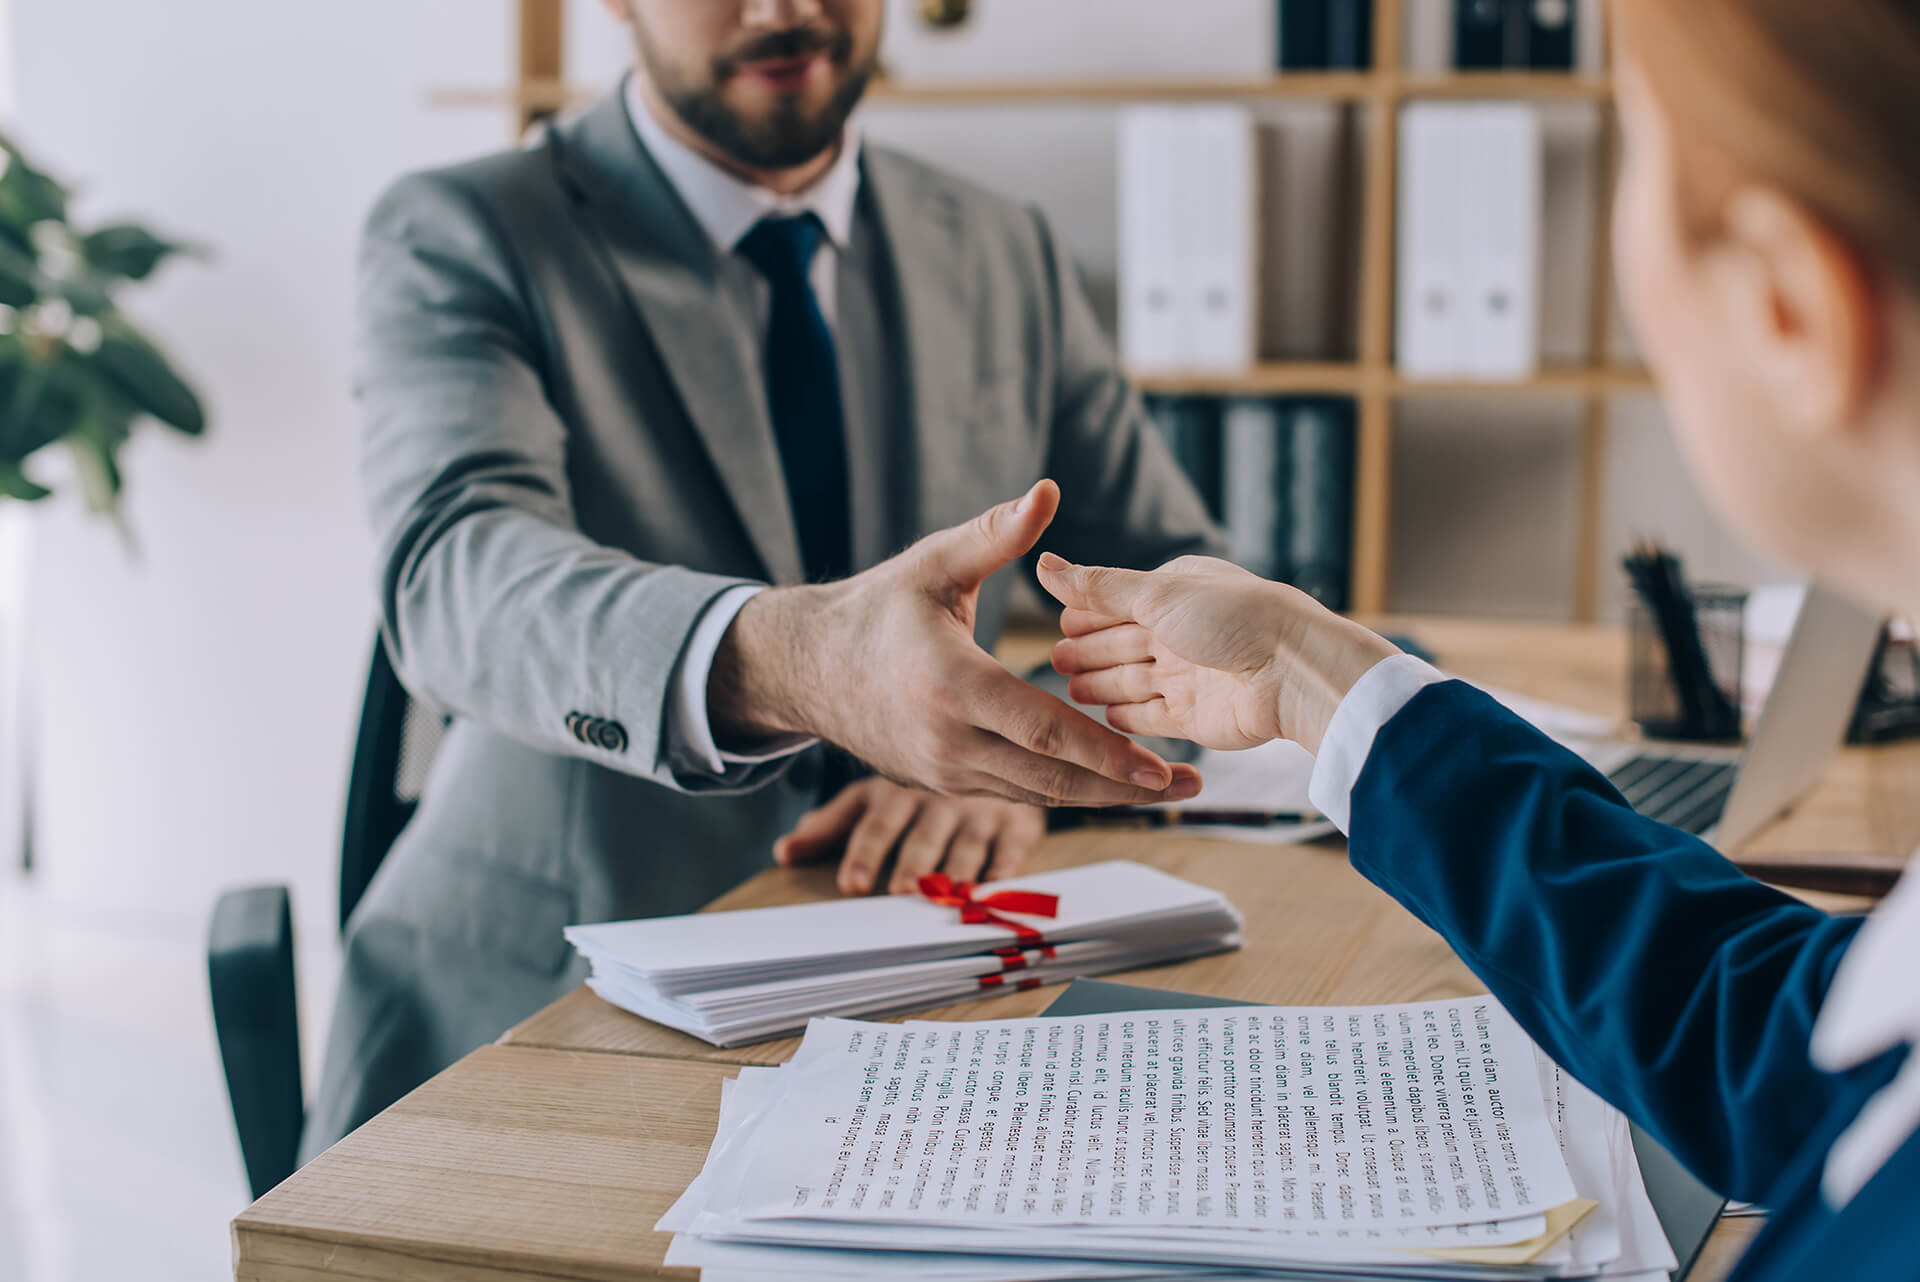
xmin=917 ymin=872 xmax=1060 ymax=946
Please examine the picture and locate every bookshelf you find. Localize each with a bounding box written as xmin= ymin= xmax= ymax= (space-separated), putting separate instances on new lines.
xmin=428 ymin=71 xmax=1615 ymax=113
xmin=1132 ymin=364 xmax=1651 ymax=399
xmin=438 ymin=0 xmax=1638 ymax=621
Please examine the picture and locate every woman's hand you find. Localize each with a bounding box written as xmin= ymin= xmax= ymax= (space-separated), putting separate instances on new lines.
xmin=774 ymin=777 xmax=1047 ymax=896
xmin=1037 ymin=553 xmax=1400 ymax=754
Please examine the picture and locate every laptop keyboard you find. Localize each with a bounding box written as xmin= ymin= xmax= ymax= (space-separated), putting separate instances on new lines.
xmin=1605 ymin=755 xmax=1737 ymax=835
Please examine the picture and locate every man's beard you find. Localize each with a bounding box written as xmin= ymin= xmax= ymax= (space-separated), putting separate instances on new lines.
xmin=641 ymin=23 xmax=875 ymax=170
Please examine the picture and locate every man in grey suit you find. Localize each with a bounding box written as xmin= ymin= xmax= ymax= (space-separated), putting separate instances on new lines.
xmin=304 ymin=0 xmax=1224 ymax=1158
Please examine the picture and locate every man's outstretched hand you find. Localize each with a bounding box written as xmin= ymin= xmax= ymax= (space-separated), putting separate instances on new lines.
xmin=1038 ymin=553 xmax=1400 ymax=755
xmin=709 ymin=480 xmax=1202 ymax=808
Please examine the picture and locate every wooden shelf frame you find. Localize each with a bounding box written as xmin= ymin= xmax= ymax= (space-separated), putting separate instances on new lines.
xmin=457 ymin=0 xmax=1633 ymax=621
xmin=1131 ymin=364 xmax=1652 ymax=399
xmin=429 ymin=72 xmax=1613 ymax=114
xmin=868 ymin=71 xmax=1613 ymax=104
xmin=513 ymin=1 xmax=566 ymax=135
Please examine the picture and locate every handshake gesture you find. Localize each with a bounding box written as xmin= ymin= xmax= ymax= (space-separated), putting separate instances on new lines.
xmin=710 ymin=479 xmax=1204 ymax=811
xmin=719 ymin=480 xmax=1396 ymax=894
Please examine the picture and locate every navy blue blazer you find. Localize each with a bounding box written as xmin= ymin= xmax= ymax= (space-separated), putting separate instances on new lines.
xmin=1346 ymin=681 xmax=1915 ymax=1281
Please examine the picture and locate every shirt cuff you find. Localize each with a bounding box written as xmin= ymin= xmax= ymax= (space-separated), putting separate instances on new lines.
xmin=1306 ymin=654 xmax=1448 ymax=835
xmin=667 ymin=584 xmax=818 ymax=778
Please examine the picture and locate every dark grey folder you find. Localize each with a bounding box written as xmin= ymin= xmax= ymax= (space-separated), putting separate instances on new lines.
xmin=1044 ymin=980 xmax=1728 ymax=1281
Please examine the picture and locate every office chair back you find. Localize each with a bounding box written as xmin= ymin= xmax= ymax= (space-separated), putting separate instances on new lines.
xmin=339 ymin=635 xmax=446 ymax=930
xmin=210 ymin=632 xmax=447 ymax=1200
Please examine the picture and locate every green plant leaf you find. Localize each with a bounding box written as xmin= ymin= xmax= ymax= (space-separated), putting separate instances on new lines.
xmin=0 ymin=148 xmax=69 ymax=245
xmin=66 ymin=415 xmax=125 ymax=512
xmin=81 ymin=223 xmax=198 ymax=282
xmin=46 ymin=269 xmax=115 ymax=316
xmin=0 ymin=253 xmax=33 ymax=308
xmin=0 ymin=462 xmax=50 ymax=501
xmin=0 ymin=352 xmax=63 ymax=462
xmin=85 ymin=324 xmax=205 ymax=435
xmin=0 ymin=131 xmax=205 ymax=530
xmin=0 ymin=220 xmax=115 ymax=316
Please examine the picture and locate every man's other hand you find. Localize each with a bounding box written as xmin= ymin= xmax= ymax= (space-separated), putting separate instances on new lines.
xmin=709 ymin=479 xmax=1202 ymax=808
xmin=774 ymin=777 xmax=1046 ymax=896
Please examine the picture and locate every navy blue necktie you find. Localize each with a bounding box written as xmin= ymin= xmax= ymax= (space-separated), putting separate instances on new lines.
xmin=737 ymin=213 xmax=852 ymax=584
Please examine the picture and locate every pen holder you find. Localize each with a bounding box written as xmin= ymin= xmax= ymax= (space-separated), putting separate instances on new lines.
xmin=1629 ymin=586 xmax=1747 ymax=742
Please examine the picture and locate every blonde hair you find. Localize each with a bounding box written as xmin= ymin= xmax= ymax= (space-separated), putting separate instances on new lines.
xmin=1615 ymin=0 xmax=1920 ymax=294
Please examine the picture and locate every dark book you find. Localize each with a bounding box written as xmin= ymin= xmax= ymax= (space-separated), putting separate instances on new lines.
xmin=1455 ymin=0 xmax=1575 ymax=70
xmin=1325 ymin=0 xmax=1373 ymax=69
xmin=1145 ymin=395 xmax=1225 ymax=522
xmin=1223 ymin=398 xmax=1290 ymax=582
xmin=1454 ymin=0 xmax=1521 ymax=69
xmin=1285 ymin=398 xmax=1355 ymax=611
xmin=1276 ymin=0 xmax=1331 ymax=70
xmin=1279 ymin=1 xmax=1372 ymax=71
xmin=1525 ymin=0 xmax=1577 ymax=70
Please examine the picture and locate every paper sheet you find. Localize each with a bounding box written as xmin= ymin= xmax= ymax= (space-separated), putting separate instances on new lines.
xmin=1160 ymin=739 xmax=1318 ymax=815
xmin=1468 ymin=683 xmax=1620 ymax=744
xmin=705 ymin=999 xmax=1576 ymax=1233
xmin=1527 ymin=1049 xmax=1676 ymax=1279
xmin=1166 ymin=821 xmax=1341 ymax=847
xmin=662 ymin=1003 xmax=1697 ymax=1280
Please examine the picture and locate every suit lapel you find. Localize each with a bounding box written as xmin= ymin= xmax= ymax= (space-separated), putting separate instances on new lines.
xmin=859 ymin=150 xmax=980 ymax=540
xmin=551 ymin=94 xmax=804 ymax=585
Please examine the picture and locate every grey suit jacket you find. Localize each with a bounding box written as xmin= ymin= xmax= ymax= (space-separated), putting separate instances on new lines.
xmin=303 ymin=90 xmax=1223 ymax=1159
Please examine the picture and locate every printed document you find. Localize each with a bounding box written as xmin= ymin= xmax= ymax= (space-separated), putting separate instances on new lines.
xmin=706 ymin=998 xmax=1576 ymax=1232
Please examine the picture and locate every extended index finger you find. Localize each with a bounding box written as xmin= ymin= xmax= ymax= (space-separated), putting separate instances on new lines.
xmin=964 ymin=665 xmax=1176 ymax=792
xmin=1052 ymin=622 xmax=1153 ymax=675
xmin=1059 ymin=607 xmax=1129 ymax=639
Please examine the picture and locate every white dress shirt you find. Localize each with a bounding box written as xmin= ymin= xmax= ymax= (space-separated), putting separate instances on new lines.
xmin=623 ymin=78 xmax=860 ymax=779
xmin=1307 ymin=651 xmax=1920 ymax=1209
xmin=1810 ymin=854 xmax=1920 ymax=1206
xmin=1303 ymin=653 xmax=1446 ymax=835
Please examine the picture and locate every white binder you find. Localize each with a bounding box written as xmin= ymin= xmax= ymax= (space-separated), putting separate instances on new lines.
xmin=1396 ymin=102 xmax=1543 ymax=379
xmin=1396 ymin=102 xmax=1469 ymax=377
xmin=1118 ymin=106 xmax=1260 ymax=372
xmin=1176 ymin=105 xmax=1260 ymax=370
xmin=1461 ymin=103 xmax=1543 ymax=378
xmin=1117 ymin=108 xmax=1184 ymax=371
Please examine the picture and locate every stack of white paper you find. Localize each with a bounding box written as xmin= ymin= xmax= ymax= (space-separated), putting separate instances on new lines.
xmin=660 ymin=997 xmax=1679 ymax=1281
xmin=566 ymin=862 xmax=1244 ymax=1046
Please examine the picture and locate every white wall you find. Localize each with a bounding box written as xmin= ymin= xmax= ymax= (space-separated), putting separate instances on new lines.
xmin=12 ymin=1 xmax=516 ymax=969
xmin=0 ymin=0 xmax=13 ymax=118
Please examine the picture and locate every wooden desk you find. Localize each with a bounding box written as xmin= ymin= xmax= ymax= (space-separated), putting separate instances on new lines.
xmin=233 ymin=618 xmax=1911 ymax=1282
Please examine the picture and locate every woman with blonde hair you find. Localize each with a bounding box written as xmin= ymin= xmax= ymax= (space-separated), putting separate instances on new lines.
xmin=1039 ymin=3 xmax=1920 ymax=1276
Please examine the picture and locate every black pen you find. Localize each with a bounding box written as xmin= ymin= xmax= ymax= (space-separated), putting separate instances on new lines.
xmin=1050 ymin=808 xmax=1321 ymax=830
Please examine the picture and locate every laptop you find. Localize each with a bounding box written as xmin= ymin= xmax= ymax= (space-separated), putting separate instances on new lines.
xmin=1577 ymin=584 xmax=1883 ymax=852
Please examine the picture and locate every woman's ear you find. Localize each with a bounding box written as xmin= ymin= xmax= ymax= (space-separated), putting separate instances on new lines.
xmin=1714 ymin=185 xmax=1885 ymax=439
